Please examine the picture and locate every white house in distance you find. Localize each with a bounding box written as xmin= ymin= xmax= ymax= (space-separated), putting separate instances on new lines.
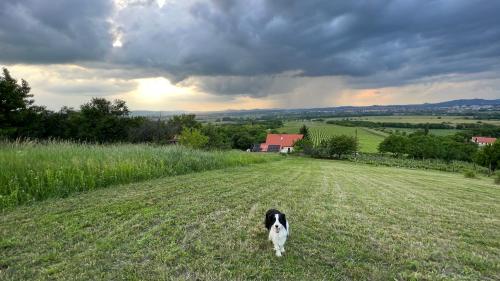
xmin=471 ymin=136 xmax=497 ymax=146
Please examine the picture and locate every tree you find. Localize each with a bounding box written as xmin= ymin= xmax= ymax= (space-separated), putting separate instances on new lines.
xmin=315 ymin=135 xmax=358 ymax=159
xmin=293 ymin=138 xmax=314 ymax=155
xmin=202 ymin=124 xmax=231 ymax=150
xmin=167 ymin=114 xmax=201 ymax=135
xmin=474 ymin=140 xmax=500 ymax=174
xmin=378 ymin=134 xmax=408 ymax=157
xmin=77 ymin=98 xmax=133 ymax=142
xmin=0 ymin=68 xmax=34 ymax=136
xmin=299 ymin=124 xmax=310 ymax=140
xmin=179 ymin=128 xmax=208 ymax=149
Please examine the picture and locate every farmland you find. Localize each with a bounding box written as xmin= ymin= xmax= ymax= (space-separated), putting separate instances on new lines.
xmin=1 ymin=158 xmax=499 ymax=280
xmin=327 ymin=115 xmax=500 ymax=125
xmin=380 ymin=128 xmax=462 ymax=136
xmin=0 ymin=141 xmax=279 ymax=209
xmin=279 ymin=121 xmax=387 ymax=153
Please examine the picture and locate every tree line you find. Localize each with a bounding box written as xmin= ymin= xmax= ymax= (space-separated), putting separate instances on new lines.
xmin=0 ymin=68 xmax=276 ymax=150
xmin=378 ymin=132 xmax=500 ymax=173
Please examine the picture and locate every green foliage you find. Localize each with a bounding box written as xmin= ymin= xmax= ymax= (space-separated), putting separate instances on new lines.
xmin=201 ymin=124 xmax=232 ymax=150
xmin=463 ymin=170 xmax=476 ymax=178
xmin=0 ymin=141 xmax=279 ymax=208
xmin=474 ymin=140 xmax=500 ymax=173
xmin=293 ymin=138 xmax=314 ymax=154
xmin=166 ymin=114 xmax=201 ymax=135
xmin=179 ymin=128 xmax=209 ymax=149
xmin=378 ymin=134 xmax=408 ymax=156
xmin=0 ymin=68 xmax=34 ymax=137
xmin=312 ymin=135 xmax=358 ymax=159
xmin=299 ymin=124 xmax=310 ymax=140
xmin=350 ymin=154 xmax=489 ymax=174
xmin=378 ymin=132 xmax=478 ymax=162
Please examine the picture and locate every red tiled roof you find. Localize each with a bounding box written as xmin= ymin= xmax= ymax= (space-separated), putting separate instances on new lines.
xmin=264 ymin=134 xmax=303 ymax=148
xmin=472 ymin=136 xmax=497 ymax=144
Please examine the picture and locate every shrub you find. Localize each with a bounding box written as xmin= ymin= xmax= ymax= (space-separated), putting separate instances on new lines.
xmin=313 ymin=135 xmax=358 ymax=159
xmin=179 ymin=128 xmax=209 ymax=149
xmin=463 ymin=170 xmax=476 ymax=178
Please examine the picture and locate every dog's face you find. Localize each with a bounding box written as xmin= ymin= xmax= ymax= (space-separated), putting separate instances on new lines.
xmin=270 ymin=213 xmax=287 ymax=233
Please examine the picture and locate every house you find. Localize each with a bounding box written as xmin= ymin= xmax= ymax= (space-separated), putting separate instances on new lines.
xmin=258 ymin=134 xmax=303 ymax=153
xmin=471 ymin=136 xmax=497 ymax=146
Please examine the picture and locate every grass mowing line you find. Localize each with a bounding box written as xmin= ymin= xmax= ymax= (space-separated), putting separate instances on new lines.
xmin=1 ymin=158 xmax=499 ymax=280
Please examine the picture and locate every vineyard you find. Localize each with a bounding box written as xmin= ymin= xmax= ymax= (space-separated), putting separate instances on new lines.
xmin=280 ymin=121 xmax=387 ymax=153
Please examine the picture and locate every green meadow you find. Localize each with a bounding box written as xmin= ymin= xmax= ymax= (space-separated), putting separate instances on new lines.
xmin=1 ymin=158 xmax=498 ymax=280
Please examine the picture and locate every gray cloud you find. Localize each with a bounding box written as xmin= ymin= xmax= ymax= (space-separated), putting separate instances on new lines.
xmin=1 ymin=0 xmax=500 ymax=97
xmin=0 ymin=0 xmax=114 ymax=63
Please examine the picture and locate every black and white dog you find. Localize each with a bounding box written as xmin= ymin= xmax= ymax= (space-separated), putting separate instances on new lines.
xmin=264 ymin=209 xmax=289 ymax=257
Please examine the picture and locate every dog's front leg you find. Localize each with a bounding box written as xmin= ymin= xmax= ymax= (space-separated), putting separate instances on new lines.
xmin=273 ymin=241 xmax=282 ymax=257
xmin=279 ymin=243 xmax=285 ymax=253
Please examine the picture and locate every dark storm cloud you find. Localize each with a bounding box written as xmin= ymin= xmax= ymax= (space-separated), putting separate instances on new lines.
xmin=110 ymin=0 xmax=500 ymax=92
xmin=0 ymin=0 xmax=114 ymax=63
xmin=2 ymin=0 xmax=500 ymax=94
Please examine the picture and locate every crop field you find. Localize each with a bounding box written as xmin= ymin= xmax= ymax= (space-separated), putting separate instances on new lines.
xmin=1 ymin=158 xmax=498 ymax=280
xmin=328 ymin=115 xmax=500 ymax=125
xmin=279 ymin=121 xmax=387 ymax=153
xmin=0 ymin=141 xmax=279 ymax=209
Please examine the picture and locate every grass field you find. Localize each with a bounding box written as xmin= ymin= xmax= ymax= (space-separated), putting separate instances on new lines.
xmin=328 ymin=115 xmax=500 ymax=125
xmin=279 ymin=121 xmax=387 ymax=153
xmin=1 ymin=158 xmax=498 ymax=280
xmin=0 ymin=141 xmax=278 ymax=209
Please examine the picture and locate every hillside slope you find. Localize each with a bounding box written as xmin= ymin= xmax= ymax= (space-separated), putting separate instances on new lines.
xmin=1 ymin=159 xmax=499 ymax=280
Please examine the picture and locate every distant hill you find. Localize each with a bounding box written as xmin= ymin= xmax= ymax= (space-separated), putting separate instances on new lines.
xmin=131 ymin=99 xmax=500 ymax=117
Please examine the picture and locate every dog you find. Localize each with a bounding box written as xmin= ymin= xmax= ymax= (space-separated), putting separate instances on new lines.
xmin=264 ymin=209 xmax=289 ymax=257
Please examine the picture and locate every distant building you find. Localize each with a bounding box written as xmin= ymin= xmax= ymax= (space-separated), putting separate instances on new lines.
xmin=471 ymin=136 xmax=497 ymax=146
xmin=258 ymin=134 xmax=303 ymax=153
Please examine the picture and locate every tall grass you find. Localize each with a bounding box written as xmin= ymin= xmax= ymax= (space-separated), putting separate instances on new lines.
xmin=0 ymin=140 xmax=279 ymax=208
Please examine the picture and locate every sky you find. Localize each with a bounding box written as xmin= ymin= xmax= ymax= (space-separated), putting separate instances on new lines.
xmin=1 ymin=0 xmax=499 ymax=112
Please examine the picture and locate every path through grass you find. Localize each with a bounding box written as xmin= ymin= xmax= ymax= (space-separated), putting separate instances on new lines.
xmin=1 ymin=158 xmax=499 ymax=280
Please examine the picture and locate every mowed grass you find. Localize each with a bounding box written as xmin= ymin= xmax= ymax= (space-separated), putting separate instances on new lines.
xmin=0 ymin=141 xmax=279 ymax=209
xmin=280 ymin=121 xmax=387 ymax=153
xmin=1 ymin=158 xmax=498 ymax=280
xmin=328 ymin=115 xmax=500 ymax=125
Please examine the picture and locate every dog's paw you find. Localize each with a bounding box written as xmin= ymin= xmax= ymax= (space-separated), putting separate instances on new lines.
xmin=280 ymin=248 xmax=285 ymax=253
xmin=275 ymin=251 xmax=282 ymax=257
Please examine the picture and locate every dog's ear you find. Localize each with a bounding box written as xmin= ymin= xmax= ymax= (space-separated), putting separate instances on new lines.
xmin=264 ymin=212 xmax=274 ymax=230
xmin=279 ymin=213 xmax=287 ymax=229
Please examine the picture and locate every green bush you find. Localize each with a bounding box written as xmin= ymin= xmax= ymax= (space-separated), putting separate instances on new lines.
xmin=463 ymin=170 xmax=476 ymax=178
